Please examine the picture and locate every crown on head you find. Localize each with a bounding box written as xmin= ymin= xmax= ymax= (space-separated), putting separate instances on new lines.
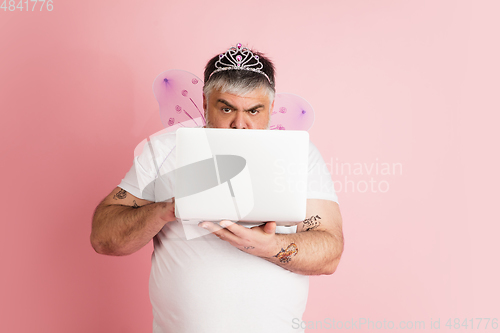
xmin=208 ymin=43 xmax=272 ymax=84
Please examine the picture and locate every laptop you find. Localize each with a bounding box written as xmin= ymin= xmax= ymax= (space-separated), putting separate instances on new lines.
xmin=174 ymin=128 xmax=309 ymax=226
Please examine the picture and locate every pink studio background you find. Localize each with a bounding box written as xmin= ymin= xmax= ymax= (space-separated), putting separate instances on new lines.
xmin=1 ymin=1 xmax=499 ymax=332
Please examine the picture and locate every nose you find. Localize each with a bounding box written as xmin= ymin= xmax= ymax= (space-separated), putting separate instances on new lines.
xmin=230 ymin=111 xmax=248 ymax=129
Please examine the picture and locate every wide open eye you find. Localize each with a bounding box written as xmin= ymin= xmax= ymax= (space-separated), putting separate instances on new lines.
xmin=222 ymin=108 xmax=232 ymax=113
xmin=248 ymin=109 xmax=259 ymax=115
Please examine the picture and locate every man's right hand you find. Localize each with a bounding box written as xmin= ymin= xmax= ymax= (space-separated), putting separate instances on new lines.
xmin=159 ymin=197 xmax=176 ymax=223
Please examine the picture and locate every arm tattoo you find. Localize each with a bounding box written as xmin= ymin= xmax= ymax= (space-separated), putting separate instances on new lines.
xmin=243 ymin=246 xmax=255 ymax=250
xmin=273 ymin=243 xmax=298 ymax=263
xmin=132 ymin=200 xmax=139 ymax=209
xmin=303 ymin=215 xmax=321 ymax=231
xmin=113 ymin=189 xmax=127 ymax=200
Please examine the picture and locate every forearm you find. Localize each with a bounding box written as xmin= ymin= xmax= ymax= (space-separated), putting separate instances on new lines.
xmin=264 ymin=229 xmax=344 ymax=275
xmin=91 ymin=202 xmax=169 ymax=256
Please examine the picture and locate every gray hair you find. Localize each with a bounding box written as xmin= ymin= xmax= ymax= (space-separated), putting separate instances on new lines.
xmin=203 ymin=47 xmax=276 ymax=104
xmin=203 ymin=75 xmax=275 ymax=104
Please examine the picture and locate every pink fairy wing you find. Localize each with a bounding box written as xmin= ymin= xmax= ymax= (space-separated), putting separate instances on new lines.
xmin=153 ymin=70 xmax=315 ymax=132
xmin=270 ymin=93 xmax=315 ymax=131
xmin=153 ymin=69 xmax=205 ymax=131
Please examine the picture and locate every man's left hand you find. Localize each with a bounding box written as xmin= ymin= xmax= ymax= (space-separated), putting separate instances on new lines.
xmin=199 ymin=221 xmax=279 ymax=258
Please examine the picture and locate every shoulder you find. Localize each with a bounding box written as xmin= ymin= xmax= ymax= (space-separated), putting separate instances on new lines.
xmin=308 ymin=140 xmax=320 ymax=155
xmin=132 ymin=129 xmax=177 ymax=175
xmin=136 ymin=129 xmax=177 ymax=158
xmin=307 ymin=140 xmax=326 ymax=167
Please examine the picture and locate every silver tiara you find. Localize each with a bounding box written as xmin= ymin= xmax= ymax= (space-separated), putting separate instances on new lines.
xmin=208 ymin=43 xmax=272 ymax=84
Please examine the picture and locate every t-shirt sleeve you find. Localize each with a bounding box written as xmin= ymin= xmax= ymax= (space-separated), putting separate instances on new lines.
xmin=118 ymin=140 xmax=160 ymax=202
xmin=307 ymin=141 xmax=339 ymax=204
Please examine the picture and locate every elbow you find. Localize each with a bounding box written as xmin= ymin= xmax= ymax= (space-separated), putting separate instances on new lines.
xmin=322 ymin=245 xmax=344 ymax=275
xmin=90 ymin=213 xmax=132 ymax=256
xmin=321 ymin=259 xmax=340 ymax=275
xmin=90 ymin=232 xmax=109 ymax=255
xmin=90 ymin=231 xmax=129 ymax=256
xmin=323 ymin=233 xmax=344 ymax=275
xmin=90 ymin=210 xmax=112 ymax=255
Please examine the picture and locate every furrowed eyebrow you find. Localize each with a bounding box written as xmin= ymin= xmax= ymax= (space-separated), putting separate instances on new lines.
xmin=217 ymin=99 xmax=236 ymax=109
xmin=217 ymin=99 xmax=265 ymax=112
xmin=244 ymin=104 xmax=265 ymax=112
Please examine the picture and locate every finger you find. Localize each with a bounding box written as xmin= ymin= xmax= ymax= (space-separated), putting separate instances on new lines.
xmin=198 ymin=221 xmax=223 ymax=233
xmin=219 ymin=220 xmax=251 ymax=239
xmin=263 ymin=221 xmax=276 ymax=234
xmin=198 ymin=221 xmax=240 ymax=242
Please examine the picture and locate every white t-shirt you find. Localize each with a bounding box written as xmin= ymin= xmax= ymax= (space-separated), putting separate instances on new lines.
xmin=118 ymin=130 xmax=338 ymax=333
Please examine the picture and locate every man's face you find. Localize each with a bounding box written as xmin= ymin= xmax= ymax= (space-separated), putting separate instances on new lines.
xmin=203 ymin=87 xmax=274 ymax=129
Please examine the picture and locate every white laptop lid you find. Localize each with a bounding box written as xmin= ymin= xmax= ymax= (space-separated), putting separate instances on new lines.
xmin=174 ymin=128 xmax=309 ymax=225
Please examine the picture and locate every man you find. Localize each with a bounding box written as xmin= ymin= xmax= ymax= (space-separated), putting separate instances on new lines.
xmin=91 ymin=44 xmax=344 ymax=333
